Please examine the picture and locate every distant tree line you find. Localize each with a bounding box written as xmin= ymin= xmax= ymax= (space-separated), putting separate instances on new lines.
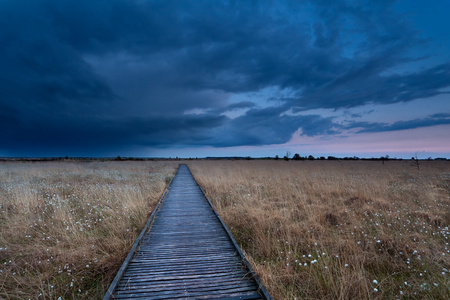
xmin=0 ymin=155 xmax=448 ymax=162
xmin=271 ymin=154 xmax=449 ymax=162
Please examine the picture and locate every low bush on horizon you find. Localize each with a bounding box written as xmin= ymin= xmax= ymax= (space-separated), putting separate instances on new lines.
xmin=189 ymin=160 xmax=450 ymax=299
xmin=0 ymin=161 xmax=177 ymax=299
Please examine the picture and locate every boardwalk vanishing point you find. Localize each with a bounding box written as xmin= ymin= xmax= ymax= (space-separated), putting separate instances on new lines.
xmin=104 ymin=164 xmax=272 ymax=299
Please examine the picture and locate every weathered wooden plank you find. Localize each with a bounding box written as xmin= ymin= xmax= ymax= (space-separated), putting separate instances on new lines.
xmin=126 ymin=257 xmax=237 ymax=268
xmin=115 ymin=286 xmax=260 ymax=298
xmin=116 ymin=273 xmax=254 ymax=287
xmin=113 ymin=294 xmax=262 ymax=300
xmin=104 ymin=164 xmax=272 ymax=300
xmin=119 ymin=270 xmax=247 ymax=282
xmin=120 ymin=267 xmax=247 ymax=278
xmin=125 ymin=263 xmax=243 ymax=273
xmin=114 ymin=289 xmax=263 ymax=299
xmin=126 ymin=261 xmax=241 ymax=270
xmin=117 ymin=278 xmax=256 ymax=292
xmin=115 ymin=284 xmax=258 ymax=297
xmin=130 ymin=254 xmax=239 ymax=263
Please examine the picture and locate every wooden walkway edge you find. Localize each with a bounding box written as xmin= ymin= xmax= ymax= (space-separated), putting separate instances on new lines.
xmin=104 ymin=164 xmax=272 ymax=300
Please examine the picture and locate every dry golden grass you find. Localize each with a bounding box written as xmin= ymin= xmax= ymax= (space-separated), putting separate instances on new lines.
xmin=1 ymin=159 xmax=448 ymax=299
xmin=188 ymin=160 xmax=450 ymax=299
xmin=0 ymin=160 xmax=177 ymax=299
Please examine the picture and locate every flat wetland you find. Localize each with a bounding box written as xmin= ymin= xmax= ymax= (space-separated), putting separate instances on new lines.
xmin=1 ymin=159 xmax=449 ymax=299
xmin=0 ymin=160 xmax=177 ymax=299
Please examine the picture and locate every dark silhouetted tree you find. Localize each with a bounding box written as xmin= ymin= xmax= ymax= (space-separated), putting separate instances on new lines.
xmin=292 ymin=153 xmax=301 ymax=160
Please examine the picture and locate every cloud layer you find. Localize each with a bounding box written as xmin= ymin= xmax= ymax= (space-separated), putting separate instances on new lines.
xmin=1 ymin=0 xmax=449 ymax=156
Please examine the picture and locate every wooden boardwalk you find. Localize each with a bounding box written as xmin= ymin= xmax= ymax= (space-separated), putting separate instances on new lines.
xmin=104 ymin=164 xmax=271 ymax=299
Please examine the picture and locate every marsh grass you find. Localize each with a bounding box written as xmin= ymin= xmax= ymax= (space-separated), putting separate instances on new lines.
xmin=189 ymin=160 xmax=450 ymax=299
xmin=0 ymin=160 xmax=176 ymax=299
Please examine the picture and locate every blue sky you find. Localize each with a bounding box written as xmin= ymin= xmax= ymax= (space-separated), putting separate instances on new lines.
xmin=0 ymin=0 xmax=449 ymax=158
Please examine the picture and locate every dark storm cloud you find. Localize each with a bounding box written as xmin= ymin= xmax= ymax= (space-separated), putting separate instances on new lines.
xmin=0 ymin=112 xmax=228 ymax=156
xmin=348 ymin=113 xmax=450 ymax=133
xmin=0 ymin=0 xmax=449 ymax=155
xmin=300 ymin=63 xmax=450 ymax=110
xmin=224 ymin=102 xmax=256 ymax=110
xmin=0 ymin=0 xmax=115 ymax=103
xmin=203 ymin=107 xmax=337 ymax=147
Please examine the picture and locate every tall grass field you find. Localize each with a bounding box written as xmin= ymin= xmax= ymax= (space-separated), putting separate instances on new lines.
xmin=188 ymin=160 xmax=449 ymax=299
xmin=1 ymin=159 xmax=449 ymax=299
xmin=0 ymin=161 xmax=177 ymax=299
